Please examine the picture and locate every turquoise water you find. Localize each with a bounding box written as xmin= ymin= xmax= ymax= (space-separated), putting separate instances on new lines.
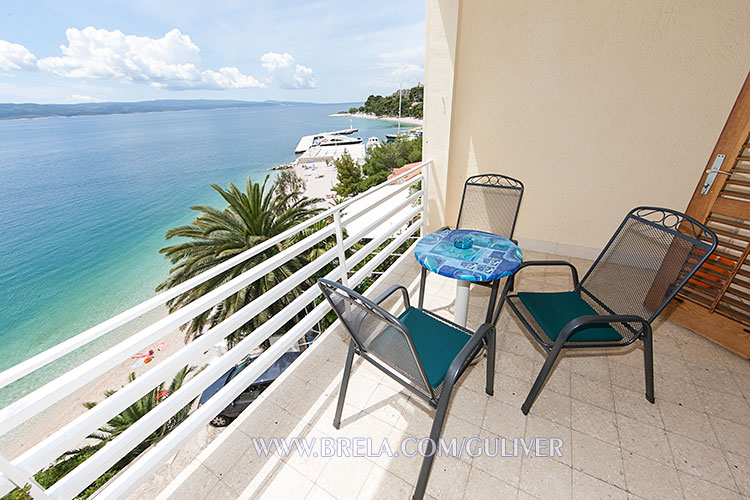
xmin=0 ymin=104 xmax=411 ymax=403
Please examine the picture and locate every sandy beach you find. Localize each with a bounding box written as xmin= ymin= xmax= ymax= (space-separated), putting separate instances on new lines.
xmin=293 ymin=160 xmax=339 ymax=203
xmin=0 ymin=316 xmax=214 ymax=461
xmin=329 ymin=112 xmax=423 ymax=126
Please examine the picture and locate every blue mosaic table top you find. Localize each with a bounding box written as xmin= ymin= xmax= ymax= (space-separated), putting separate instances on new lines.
xmin=414 ymin=229 xmax=523 ymax=282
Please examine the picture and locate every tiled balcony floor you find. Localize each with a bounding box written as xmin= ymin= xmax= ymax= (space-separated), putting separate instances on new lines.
xmin=158 ymin=248 xmax=750 ymax=500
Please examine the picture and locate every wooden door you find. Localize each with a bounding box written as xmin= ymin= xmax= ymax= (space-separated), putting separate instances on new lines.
xmin=664 ymin=72 xmax=750 ymax=359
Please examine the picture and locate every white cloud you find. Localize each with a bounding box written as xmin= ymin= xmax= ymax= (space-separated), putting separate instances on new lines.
xmin=260 ymin=52 xmax=316 ymax=89
xmin=375 ymin=43 xmax=424 ymax=86
xmin=2 ymin=27 xmax=265 ymax=90
xmin=0 ymin=40 xmax=37 ymax=71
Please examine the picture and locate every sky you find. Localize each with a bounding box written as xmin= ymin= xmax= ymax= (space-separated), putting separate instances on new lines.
xmin=0 ymin=1 xmax=425 ymax=104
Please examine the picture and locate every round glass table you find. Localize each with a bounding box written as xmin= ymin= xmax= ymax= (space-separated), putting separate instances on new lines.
xmin=414 ymin=229 xmax=523 ymax=326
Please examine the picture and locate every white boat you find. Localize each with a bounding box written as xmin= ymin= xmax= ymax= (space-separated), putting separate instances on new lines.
xmin=366 ymin=136 xmax=381 ymax=151
xmin=317 ymin=135 xmax=363 ymax=147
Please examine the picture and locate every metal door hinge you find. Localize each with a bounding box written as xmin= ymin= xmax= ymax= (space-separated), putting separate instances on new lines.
xmin=701 ymin=154 xmax=731 ymax=194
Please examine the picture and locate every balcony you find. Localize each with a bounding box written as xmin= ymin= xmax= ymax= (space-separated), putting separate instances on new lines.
xmin=1 ymin=160 xmax=748 ymax=500
xmin=149 ymin=249 xmax=750 ymax=500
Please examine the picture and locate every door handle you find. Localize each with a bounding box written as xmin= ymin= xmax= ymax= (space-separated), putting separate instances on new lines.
xmin=701 ymin=154 xmax=731 ymax=194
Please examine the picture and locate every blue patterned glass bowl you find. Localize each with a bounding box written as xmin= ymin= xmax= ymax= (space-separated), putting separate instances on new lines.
xmin=454 ymin=235 xmax=473 ymax=249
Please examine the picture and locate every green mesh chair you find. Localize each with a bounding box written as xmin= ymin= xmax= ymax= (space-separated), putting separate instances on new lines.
xmin=501 ymin=207 xmax=717 ymax=414
xmin=318 ymin=278 xmax=496 ymax=500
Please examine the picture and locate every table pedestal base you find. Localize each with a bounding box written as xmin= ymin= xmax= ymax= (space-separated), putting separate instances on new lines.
xmin=455 ymin=280 xmax=471 ymax=327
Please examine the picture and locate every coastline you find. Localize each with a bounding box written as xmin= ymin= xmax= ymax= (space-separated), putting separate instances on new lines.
xmin=0 ymin=104 xmax=407 ymax=469
xmin=329 ymin=112 xmax=423 ymax=127
xmin=0 ymin=311 xmax=214 ymax=460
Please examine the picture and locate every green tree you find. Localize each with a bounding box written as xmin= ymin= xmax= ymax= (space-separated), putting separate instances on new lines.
xmin=2 ymin=368 xmax=197 ymax=500
xmin=274 ymin=169 xmax=306 ymax=211
xmin=333 ymin=152 xmax=365 ymax=198
xmin=157 ymin=176 xmax=323 ymax=345
xmin=362 ymin=137 xmax=423 ymax=189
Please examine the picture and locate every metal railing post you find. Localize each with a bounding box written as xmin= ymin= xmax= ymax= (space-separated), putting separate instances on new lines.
xmin=0 ymin=454 xmax=54 ymax=500
xmin=421 ymin=161 xmax=430 ymax=236
xmin=333 ymin=209 xmax=350 ymax=287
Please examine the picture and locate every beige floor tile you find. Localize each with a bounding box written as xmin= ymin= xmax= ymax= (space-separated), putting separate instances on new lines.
xmin=524 ymin=415 xmax=572 ymax=465
xmin=531 ymin=388 xmax=571 ymax=427
xmin=658 ymin=400 xmax=717 ymax=447
xmin=425 ymin=454 xmax=472 ymax=500
xmin=612 ymin=386 xmax=663 ymax=428
xmin=315 ymin=454 xmax=373 ymax=500
xmin=253 ymin=462 xmax=314 ymax=499
xmin=667 ymin=432 xmax=736 ymax=489
xmin=571 ymin=430 xmax=626 ymax=488
xmin=572 ymin=470 xmax=629 ymax=500
xmin=164 ymin=464 xmax=220 ymax=500
xmin=609 ymin=359 xmax=645 ymax=390
xmin=281 ymin=425 xmax=332 ymax=483
xmin=462 ymin=467 xmax=517 ymax=500
xmin=501 ymin=331 xmax=546 ymax=361
xmin=617 ymin=414 xmax=673 ymax=466
xmin=710 ymin=414 xmax=750 ymax=458
xmin=446 ymin=384 xmax=489 ymax=428
xmin=468 ymin=430 xmax=523 ymax=486
xmin=622 ymin=453 xmax=682 ymax=500
xmin=691 ymin=366 xmax=743 ymax=396
xmin=440 ymin=415 xmax=481 ymax=464
xmin=678 ymin=471 xmax=742 ymax=500
xmin=357 ymin=464 xmax=415 ymax=500
xmin=725 ymin=451 xmax=750 ymax=496
xmin=222 ymin=447 xmax=284 ymax=497
xmin=497 ymin=350 xmax=536 ymax=383
xmin=458 ymin=361 xmax=493 ymax=394
xmin=202 ymin=429 xmax=255 ymax=480
xmin=394 ymin=394 xmax=435 ymax=436
xmin=697 ymin=387 xmax=750 ymax=427
xmin=518 ymin=456 xmax=572 ymax=500
xmin=571 ymin=373 xmax=615 ymax=412
xmin=340 ymin=371 xmax=381 ymax=410
xmin=362 ymin=383 xmax=409 ymax=428
xmin=563 ymin=355 xmax=611 ymax=384
xmin=571 ymin=399 xmax=619 ymax=446
xmin=374 ymin=427 xmax=423 ymax=485
xmin=731 ymin=371 xmax=750 ymax=400
xmin=304 ymin=484 xmax=337 ymax=500
xmin=482 ymin=398 xmax=527 ymax=438
xmin=205 ymin=481 xmax=238 ymax=500
xmin=493 ymin=372 xmax=532 ymax=408
xmin=652 ymin=375 xmax=703 ymax=410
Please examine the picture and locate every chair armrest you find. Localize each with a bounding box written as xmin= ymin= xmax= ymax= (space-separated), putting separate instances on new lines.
xmin=437 ymin=225 xmax=451 ymax=232
xmin=374 ymin=285 xmax=411 ymax=310
xmin=516 ymin=260 xmax=580 ymax=288
xmin=557 ymin=314 xmax=650 ymax=345
xmin=443 ymin=323 xmax=494 ymax=389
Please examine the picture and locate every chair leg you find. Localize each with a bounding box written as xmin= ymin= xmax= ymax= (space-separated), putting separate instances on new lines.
xmin=333 ymin=340 xmax=356 ymax=429
xmin=418 ymin=267 xmax=428 ymax=309
xmin=522 ymin=345 xmax=563 ymax=415
xmin=486 ymin=326 xmax=496 ymax=396
xmin=413 ymin=393 xmax=451 ymax=500
xmin=643 ymin=328 xmax=655 ymax=404
xmin=485 ymin=280 xmax=500 ymax=324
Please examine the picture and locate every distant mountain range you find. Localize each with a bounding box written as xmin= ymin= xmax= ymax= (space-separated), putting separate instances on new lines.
xmin=0 ymin=99 xmax=351 ymax=120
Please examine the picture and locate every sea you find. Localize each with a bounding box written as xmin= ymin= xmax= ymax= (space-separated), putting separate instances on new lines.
xmin=0 ymin=103 xmax=412 ymax=406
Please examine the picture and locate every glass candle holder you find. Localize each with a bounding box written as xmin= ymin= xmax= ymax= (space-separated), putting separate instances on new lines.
xmin=454 ymin=235 xmax=473 ymax=249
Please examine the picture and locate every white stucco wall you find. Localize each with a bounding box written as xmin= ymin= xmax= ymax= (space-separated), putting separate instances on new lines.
xmin=424 ymin=0 xmax=750 ymax=255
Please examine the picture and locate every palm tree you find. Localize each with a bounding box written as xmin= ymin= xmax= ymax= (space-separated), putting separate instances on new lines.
xmin=30 ymin=367 xmax=196 ymax=499
xmin=157 ymin=175 xmax=323 ymax=346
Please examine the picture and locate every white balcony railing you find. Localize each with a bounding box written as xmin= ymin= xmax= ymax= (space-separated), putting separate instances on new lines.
xmin=0 ymin=160 xmax=431 ymax=500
